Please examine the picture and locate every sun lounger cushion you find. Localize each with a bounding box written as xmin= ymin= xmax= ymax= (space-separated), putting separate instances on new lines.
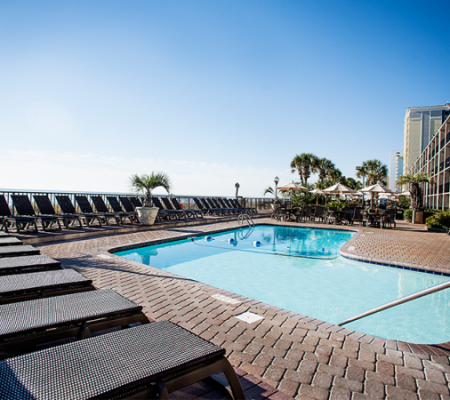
xmin=0 ymin=321 xmax=239 ymax=400
xmin=0 ymin=255 xmax=61 ymax=275
xmin=0 ymin=245 xmax=40 ymax=258
xmin=0 ymin=237 xmax=22 ymax=247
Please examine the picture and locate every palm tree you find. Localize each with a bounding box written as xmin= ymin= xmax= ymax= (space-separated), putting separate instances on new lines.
xmin=316 ymin=158 xmax=336 ymax=184
xmin=397 ymin=172 xmax=435 ymax=208
xmin=361 ymin=159 xmax=388 ymax=186
xmin=290 ymin=153 xmax=318 ymax=185
xmin=263 ymin=187 xmax=274 ymax=196
xmin=129 ymin=172 xmax=172 ymax=207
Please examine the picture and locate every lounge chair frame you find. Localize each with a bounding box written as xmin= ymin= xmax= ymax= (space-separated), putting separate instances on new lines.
xmin=56 ymin=196 xmax=104 ymax=227
xmin=0 ymin=195 xmax=38 ymax=234
xmin=11 ymin=195 xmax=62 ymax=231
xmin=75 ymin=196 xmax=117 ymax=225
xmin=34 ymin=195 xmax=82 ymax=229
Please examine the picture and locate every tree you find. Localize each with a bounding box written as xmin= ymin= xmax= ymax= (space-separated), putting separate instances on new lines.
xmin=263 ymin=187 xmax=274 ymax=196
xmin=129 ymin=172 xmax=172 ymax=207
xmin=397 ymin=173 xmax=435 ymax=208
xmin=361 ymin=159 xmax=388 ymax=186
xmin=316 ymin=158 xmax=337 ymax=184
xmin=290 ymin=153 xmax=318 ymax=185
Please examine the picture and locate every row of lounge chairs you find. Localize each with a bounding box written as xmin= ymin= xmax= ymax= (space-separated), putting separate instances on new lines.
xmin=1 ymin=194 xmax=255 ymax=233
xmin=0 ymin=232 xmax=245 ymax=398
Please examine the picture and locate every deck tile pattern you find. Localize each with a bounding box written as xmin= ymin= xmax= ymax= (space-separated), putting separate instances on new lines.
xmin=35 ymin=218 xmax=450 ymax=399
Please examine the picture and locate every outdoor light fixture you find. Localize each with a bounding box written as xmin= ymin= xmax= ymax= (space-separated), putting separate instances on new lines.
xmin=274 ymin=176 xmax=279 ymax=200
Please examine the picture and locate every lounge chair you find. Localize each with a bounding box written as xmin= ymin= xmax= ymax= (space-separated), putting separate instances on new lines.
xmin=0 ymin=255 xmax=61 ymax=275
xmin=201 ymin=198 xmax=227 ymax=215
xmin=0 ymin=269 xmax=94 ymax=304
xmin=75 ymin=196 xmax=117 ymax=225
xmin=152 ymin=198 xmax=179 ymax=220
xmin=11 ymin=195 xmax=61 ymax=231
xmin=0 ymin=237 xmax=22 ymax=247
xmin=91 ymin=196 xmax=131 ymax=224
xmin=0 ymin=320 xmax=245 ymax=399
xmin=0 ymin=245 xmax=40 ymax=258
xmin=161 ymin=197 xmax=188 ymax=219
xmin=230 ymin=198 xmax=255 ymax=214
xmin=223 ymin=198 xmax=248 ymax=214
xmin=107 ymin=196 xmax=139 ymax=223
xmin=171 ymin=198 xmax=203 ymax=218
xmin=129 ymin=196 xmax=143 ymax=208
xmin=56 ymin=195 xmax=104 ymax=227
xmin=0 ymin=195 xmax=38 ymax=234
xmin=209 ymin=198 xmax=233 ymax=215
xmin=0 ymin=289 xmax=149 ymax=359
xmin=217 ymin=198 xmax=239 ymax=214
xmin=34 ymin=195 xmax=83 ymax=229
xmin=192 ymin=198 xmax=210 ymax=216
xmin=311 ymin=206 xmax=325 ymax=223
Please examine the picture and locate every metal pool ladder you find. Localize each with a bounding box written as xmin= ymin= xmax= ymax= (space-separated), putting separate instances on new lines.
xmin=238 ymin=214 xmax=254 ymax=227
xmin=338 ymin=280 xmax=450 ymax=326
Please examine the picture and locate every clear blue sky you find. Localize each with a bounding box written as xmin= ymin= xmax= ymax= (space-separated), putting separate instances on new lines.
xmin=1 ymin=0 xmax=449 ymax=196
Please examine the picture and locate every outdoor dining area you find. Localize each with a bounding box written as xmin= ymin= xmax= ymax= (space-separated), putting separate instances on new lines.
xmin=271 ymin=181 xmax=401 ymax=229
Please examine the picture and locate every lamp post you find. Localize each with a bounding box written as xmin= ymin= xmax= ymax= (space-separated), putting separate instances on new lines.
xmin=235 ymin=182 xmax=240 ymax=200
xmin=274 ymin=176 xmax=279 ymax=200
xmin=356 ymin=166 xmax=365 ymax=206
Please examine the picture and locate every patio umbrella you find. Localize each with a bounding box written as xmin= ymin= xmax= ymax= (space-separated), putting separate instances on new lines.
xmin=397 ymin=191 xmax=411 ymax=196
xmin=277 ymin=181 xmax=308 ymax=203
xmin=360 ymin=183 xmax=395 ymax=208
xmin=309 ymin=188 xmax=324 ymax=205
xmin=322 ymin=183 xmax=356 ymax=205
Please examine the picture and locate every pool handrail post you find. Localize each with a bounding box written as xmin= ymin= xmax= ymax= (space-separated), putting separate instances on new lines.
xmin=337 ymin=280 xmax=450 ymax=326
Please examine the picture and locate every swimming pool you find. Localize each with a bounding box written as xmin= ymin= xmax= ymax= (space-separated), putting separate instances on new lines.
xmin=115 ymin=225 xmax=450 ymax=344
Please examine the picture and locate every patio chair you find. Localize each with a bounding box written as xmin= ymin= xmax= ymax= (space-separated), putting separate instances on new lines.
xmin=75 ymin=196 xmax=117 ymax=225
xmin=56 ymin=196 xmax=104 ymax=227
xmin=381 ymin=209 xmax=396 ymax=229
xmin=0 ymin=245 xmax=40 ymax=258
xmin=0 ymin=269 xmax=94 ymax=305
xmin=341 ymin=208 xmax=353 ymax=225
xmin=91 ymin=196 xmax=131 ymax=225
xmin=194 ymin=198 xmax=225 ymax=216
xmin=352 ymin=207 xmax=364 ymax=226
xmin=0 ymin=195 xmax=38 ymax=234
xmin=223 ymin=198 xmax=247 ymax=214
xmin=210 ymin=198 xmax=234 ymax=214
xmin=119 ymin=196 xmax=140 ymax=215
xmin=0 ymin=320 xmax=245 ymax=400
xmin=34 ymin=195 xmax=82 ymax=229
xmin=11 ymin=195 xmax=62 ymax=231
xmin=161 ymin=197 xmax=188 ymax=219
xmin=303 ymin=206 xmax=312 ymax=221
xmin=0 ymin=255 xmax=62 ymax=275
xmin=311 ymin=206 xmax=325 ymax=223
xmin=0 ymin=289 xmax=149 ymax=359
xmin=204 ymin=198 xmax=228 ymax=215
xmin=171 ymin=198 xmax=203 ymax=219
xmin=107 ymin=196 xmax=139 ymax=223
xmin=326 ymin=207 xmax=338 ymax=224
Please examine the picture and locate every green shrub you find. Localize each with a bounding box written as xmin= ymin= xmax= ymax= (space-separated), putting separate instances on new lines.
xmin=426 ymin=210 xmax=450 ymax=229
xmin=404 ymin=209 xmax=412 ymax=222
xmin=424 ymin=209 xmax=440 ymax=219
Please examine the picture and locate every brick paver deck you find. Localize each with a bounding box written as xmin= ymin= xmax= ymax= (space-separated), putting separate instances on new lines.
xmin=35 ymin=218 xmax=450 ymax=399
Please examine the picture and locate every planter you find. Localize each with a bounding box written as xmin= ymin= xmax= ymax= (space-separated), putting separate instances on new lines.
xmin=427 ymin=227 xmax=447 ymax=233
xmin=136 ymin=207 xmax=159 ymax=225
xmin=413 ymin=208 xmax=424 ymax=224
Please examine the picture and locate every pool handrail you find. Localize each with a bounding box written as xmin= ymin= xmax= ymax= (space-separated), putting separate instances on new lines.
xmin=338 ymin=280 xmax=450 ymax=326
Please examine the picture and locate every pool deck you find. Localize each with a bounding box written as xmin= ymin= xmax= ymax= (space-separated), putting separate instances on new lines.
xmin=33 ymin=218 xmax=450 ymax=399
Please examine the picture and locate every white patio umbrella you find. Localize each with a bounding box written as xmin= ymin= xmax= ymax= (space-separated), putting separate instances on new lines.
xmin=322 ymin=183 xmax=356 ymax=205
xmin=277 ymin=181 xmax=308 ymax=203
xmin=397 ymin=191 xmax=411 ymax=196
xmin=360 ymin=183 xmax=396 ymax=208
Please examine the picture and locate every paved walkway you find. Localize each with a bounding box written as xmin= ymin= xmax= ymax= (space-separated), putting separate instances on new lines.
xmin=37 ymin=219 xmax=450 ymax=399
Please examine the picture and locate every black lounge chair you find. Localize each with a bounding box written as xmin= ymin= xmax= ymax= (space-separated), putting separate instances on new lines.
xmin=107 ymin=196 xmax=138 ymax=223
xmin=0 ymin=195 xmax=38 ymax=234
xmin=223 ymin=198 xmax=246 ymax=214
xmin=0 ymin=245 xmax=40 ymax=258
xmin=0 ymin=320 xmax=245 ymax=400
xmin=119 ymin=197 xmax=141 ymax=222
xmin=216 ymin=198 xmax=239 ymax=214
xmin=0 ymin=255 xmax=61 ymax=275
xmin=56 ymin=196 xmax=104 ymax=227
xmin=11 ymin=195 xmax=61 ymax=231
xmin=171 ymin=198 xmax=203 ymax=219
xmin=129 ymin=196 xmax=143 ymax=209
xmin=161 ymin=197 xmax=189 ymax=219
xmin=152 ymin=198 xmax=179 ymax=220
xmin=200 ymin=198 xmax=227 ymax=215
xmin=75 ymin=196 xmax=117 ymax=225
xmin=0 ymin=269 xmax=94 ymax=305
xmin=0 ymin=237 xmax=22 ymax=247
xmin=207 ymin=198 xmax=231 ymax=215
xmin=34 ymin=195 xmax=82 ymax=229
xmin=0 ymin=289 xmax=149 ymax=359
xmin=192 ymin=198 xmax=210 ymax=215
xmin=91 ymin=196 xmax=130 ymax=225
xmin=230 ymin=198 xmax=255 ymax=214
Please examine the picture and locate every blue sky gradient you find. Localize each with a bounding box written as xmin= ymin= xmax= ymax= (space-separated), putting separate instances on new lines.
xmin=1 ymin=1 xmax=449 ymax=196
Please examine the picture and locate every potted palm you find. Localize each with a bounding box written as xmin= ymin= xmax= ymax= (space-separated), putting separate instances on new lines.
xmin=129 ymin=172 xmax=172 ymax=225
xmin=396 ymin=172 xmax=434 ymax=224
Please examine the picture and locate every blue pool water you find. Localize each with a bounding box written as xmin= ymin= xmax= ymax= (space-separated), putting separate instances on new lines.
xmin=115 ymin=225 xmax=450 ymax=344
